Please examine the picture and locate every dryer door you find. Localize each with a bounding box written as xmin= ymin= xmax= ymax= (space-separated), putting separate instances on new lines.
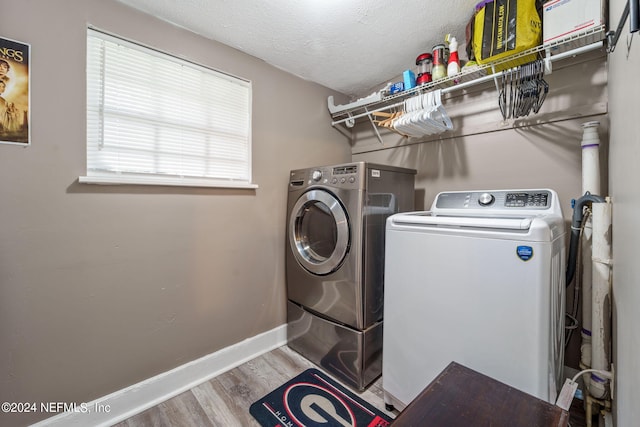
xmin=289 ymin=189 xmax=350 ymax=275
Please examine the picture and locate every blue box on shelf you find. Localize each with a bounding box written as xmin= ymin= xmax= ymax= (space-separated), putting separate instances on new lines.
xmin=403 ymin=70 xmax=416 ymax=90
xmin=389 ymin=82 xmax=404 ymax=94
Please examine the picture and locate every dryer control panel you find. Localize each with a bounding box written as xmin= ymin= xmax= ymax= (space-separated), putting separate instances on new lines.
xmin=289 ymin=163 xmax=361 ymax=190
xmin=289 ymin=162 xmax=416 ymax=193
xmin=330 ymin=165 xmax=359 ymax=185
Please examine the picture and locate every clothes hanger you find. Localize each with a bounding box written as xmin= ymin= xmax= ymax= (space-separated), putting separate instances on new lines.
xmin=499 ymin=72 xmax=508 ymax=120
xmin=533 ymin=60 xmax=549 ymax=114
xmin=428 ymin=90 xmax=453 ymax=133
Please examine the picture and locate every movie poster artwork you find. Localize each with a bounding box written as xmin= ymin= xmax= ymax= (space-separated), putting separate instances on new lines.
xmin=0 ymin=36 xmax=29 ymax=146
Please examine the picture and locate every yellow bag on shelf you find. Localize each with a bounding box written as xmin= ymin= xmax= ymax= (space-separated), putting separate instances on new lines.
xmin=472 ymin=0 xmax=542 ymax=69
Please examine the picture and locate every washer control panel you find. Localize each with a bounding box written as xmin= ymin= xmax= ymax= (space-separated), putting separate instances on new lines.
xmin=435 ymin=190 xmax=553 ymax=211
xmin=504 ymin=192 xmax=549 ymax=208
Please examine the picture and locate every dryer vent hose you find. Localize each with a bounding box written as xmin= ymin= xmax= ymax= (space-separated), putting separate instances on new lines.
xmin=566 ymin=192 xmax=606 ymax=287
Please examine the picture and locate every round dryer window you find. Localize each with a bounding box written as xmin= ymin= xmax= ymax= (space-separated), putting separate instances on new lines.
xmin=289 ymin=189 xmax=350 ymax=275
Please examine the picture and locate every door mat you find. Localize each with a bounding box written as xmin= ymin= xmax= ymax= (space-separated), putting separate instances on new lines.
xmin=250 ymin=368 xmax=393 ymax=427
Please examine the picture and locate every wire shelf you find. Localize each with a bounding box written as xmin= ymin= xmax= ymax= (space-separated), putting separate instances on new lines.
xmin=329 ymin=25 xmax=607 ymax=124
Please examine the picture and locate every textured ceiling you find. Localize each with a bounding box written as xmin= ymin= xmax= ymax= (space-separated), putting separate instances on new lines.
xmin=116 ymin=0 xmax=479 ymax=97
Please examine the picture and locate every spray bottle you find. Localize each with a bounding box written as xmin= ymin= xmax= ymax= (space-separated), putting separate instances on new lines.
xmin=445 ymin=34 xmax=461 ymax=78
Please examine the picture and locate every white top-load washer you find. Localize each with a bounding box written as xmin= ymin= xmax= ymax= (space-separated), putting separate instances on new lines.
xmin=382 ymin=189 xmax=566 ymax=411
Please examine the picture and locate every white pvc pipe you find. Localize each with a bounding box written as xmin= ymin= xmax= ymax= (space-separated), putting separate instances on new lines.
xmin=581 ymin=121 xmax=601 ymax=195
xmin=589 ymin=199 xmax=612 ymax=399
xmin=579 ymin=121 xmax=601 ymax=383
xmin=580 ymin=223 xmax=593 ymax=371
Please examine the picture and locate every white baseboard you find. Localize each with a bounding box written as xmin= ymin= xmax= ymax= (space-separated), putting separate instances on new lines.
xmin=31 ymin=324 xmax=287 ymax=427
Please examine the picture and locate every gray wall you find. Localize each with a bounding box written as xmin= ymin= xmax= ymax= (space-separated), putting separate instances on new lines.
xmin=608 ymin=0 xmax=640 ymax=425
xmin=0 ymin=1 xmax=350 ymax=425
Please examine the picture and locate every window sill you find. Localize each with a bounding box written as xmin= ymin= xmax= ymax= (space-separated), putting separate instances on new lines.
xmin=78 ymin=175 xmax=259 ymax=189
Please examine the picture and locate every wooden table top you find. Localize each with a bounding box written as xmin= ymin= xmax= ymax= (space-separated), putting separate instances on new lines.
xmin=391 ymin=362 xmax=569 ymax=427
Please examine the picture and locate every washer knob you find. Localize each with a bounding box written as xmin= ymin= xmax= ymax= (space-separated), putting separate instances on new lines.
xmin=478 ymin=192 xmax=495 ymax=206
xmin=311 ymin=170 xmax=323 ymax=182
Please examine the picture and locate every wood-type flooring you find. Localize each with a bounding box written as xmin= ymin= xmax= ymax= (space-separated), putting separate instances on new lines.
xmin=112 ymin=345 xmax=393 ymax=426
xmin=113 ymin=345 xmax=589 ymax=426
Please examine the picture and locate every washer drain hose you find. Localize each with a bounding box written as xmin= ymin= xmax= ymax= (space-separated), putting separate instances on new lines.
xmin=566 ymin=192 xmax=606 ymax=287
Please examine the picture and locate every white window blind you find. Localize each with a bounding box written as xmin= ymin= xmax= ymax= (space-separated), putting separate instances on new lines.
xmin=82 ymin=28 xmax=255 ymax=188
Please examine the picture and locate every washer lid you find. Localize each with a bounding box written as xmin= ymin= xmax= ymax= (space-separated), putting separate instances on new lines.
xmin=387 ymin=210 xmax=565 ymax=242
xmin=390 ymin=213 xmax=534 ymax=230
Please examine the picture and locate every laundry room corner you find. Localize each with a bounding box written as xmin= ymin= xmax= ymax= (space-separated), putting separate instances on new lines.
xmin=351 ymin=48 xmax=610 ymax=382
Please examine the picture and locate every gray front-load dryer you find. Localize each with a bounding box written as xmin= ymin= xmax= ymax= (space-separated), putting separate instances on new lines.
xmin=286 ymin=161 xmax=415 ymax=389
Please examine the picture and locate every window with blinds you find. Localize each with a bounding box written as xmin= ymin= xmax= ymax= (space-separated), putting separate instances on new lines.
xmin=81 ymin=28 xmax=255 ymax=188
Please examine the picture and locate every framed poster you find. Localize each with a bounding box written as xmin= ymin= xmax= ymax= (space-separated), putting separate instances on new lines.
xmin=0 ymin=36 xmax=30 ymax=146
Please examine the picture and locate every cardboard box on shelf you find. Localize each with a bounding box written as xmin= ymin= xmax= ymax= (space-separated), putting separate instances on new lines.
xmin=543 ymin=0 xmax=605 ymax=44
